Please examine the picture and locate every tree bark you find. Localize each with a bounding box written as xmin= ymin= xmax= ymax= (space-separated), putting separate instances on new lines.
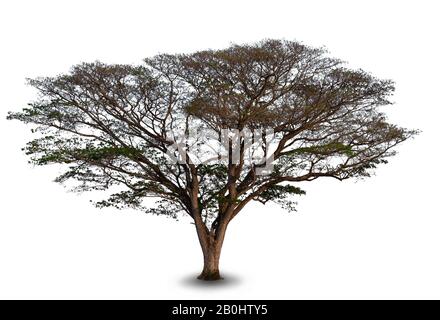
xmin=196 ymin=218 xmax=229 ymax=281
xmin=198 ymin=240 xmax=222 ymax=281
xmin=194 ymin=206 xmax=232 ymax=281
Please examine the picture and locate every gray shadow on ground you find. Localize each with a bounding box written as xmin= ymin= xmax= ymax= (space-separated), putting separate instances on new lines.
xmin=180 ymin=273 xmax=242 ymax=288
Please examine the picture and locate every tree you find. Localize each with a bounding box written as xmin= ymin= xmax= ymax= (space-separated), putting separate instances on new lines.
xmin=8 ymin=40 xmax=416 ymax=280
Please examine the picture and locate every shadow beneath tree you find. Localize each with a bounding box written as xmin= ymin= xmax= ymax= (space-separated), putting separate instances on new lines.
xmin=179 ymin=273 xmax=242 ymax=288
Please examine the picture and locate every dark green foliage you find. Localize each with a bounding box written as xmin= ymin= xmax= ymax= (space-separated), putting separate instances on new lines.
xmin=259 ymin=185 xmax=306 ymax=202
xmin=258 ymin=185 xmax=306 ymax=212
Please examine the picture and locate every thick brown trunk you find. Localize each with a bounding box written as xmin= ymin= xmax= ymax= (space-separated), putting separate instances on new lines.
xmin=198 ymin=241 xmax=222 ymax=281
xmin=194 ymin=208 xmax=232 ymax=281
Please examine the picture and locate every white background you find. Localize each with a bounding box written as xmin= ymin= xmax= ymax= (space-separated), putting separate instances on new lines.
xmin=0 ymin=0 xmax=439 ymax=299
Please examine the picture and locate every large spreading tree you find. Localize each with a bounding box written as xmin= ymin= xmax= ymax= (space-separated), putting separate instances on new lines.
xmin=8 ymin=40 xmax=416 ymax=280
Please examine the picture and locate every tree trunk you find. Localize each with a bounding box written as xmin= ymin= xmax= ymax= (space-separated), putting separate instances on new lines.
xmin=198 ymin=241 xmax=222 ymax=280
xmin=193 ymin=206 xmax=231 ymax=281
